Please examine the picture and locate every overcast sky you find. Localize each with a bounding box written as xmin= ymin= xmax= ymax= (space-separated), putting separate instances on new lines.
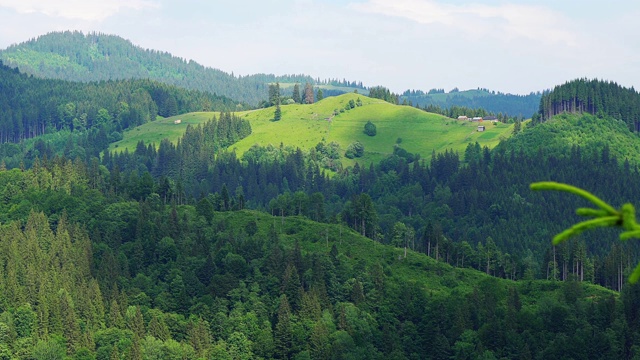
xmin=0 ymin=0 xmax=638 ymax=95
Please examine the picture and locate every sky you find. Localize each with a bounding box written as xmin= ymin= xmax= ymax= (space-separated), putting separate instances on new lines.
xmin=0 ymin=0 xmax=638 ymax=95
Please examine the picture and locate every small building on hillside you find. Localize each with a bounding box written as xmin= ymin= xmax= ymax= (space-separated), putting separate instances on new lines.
xmin=174 ymin=119 xmax=182 ymax=124
xmin=457 ymin=115 xmax=468 ymax=121
xmin=477 ymin=125 xmax=485 ymax=132
xmin=472 ymin=117 xmax=483 ymax=122
xmin=484 ymin=116 xmax=498 ymax=122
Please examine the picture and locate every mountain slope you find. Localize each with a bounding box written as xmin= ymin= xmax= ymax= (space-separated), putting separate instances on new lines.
xmin=0 ymin=61 xmax=238 ymax=144
xmin=110 ymin=93 xmax=514 ymax=166
xmin=0 ymin=31 xmax=316 ymax=105
xmin=500 ymin=112 xmax=640 ymax=165
xmin=0 ymin=162 xmax=624 ymax=359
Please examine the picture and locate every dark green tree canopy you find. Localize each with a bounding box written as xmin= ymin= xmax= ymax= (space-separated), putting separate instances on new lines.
xmin=364 ymin=121 xmax=377 ymax=136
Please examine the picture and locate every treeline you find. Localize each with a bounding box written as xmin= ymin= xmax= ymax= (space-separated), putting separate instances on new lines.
xmin=106 ymin=112 xmax=251 ymax=198
xmin=368 ymin=86 xmax=399 ymax=104
xmin=0 ymin=61 xmax=239 ymax=143
xmin=537 ymin=78 xmax=640 ymax=131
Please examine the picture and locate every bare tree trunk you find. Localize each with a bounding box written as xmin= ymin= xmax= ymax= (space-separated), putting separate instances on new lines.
xmin=553 ymin=246 xmax=557 ymax=281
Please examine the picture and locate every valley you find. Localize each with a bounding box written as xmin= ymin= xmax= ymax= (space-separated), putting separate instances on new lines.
xmin=0 ymin=29 xmax=638 ymax=359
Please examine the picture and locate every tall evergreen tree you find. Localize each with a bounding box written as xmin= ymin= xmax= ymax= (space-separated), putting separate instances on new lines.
xmin=274 ymin=295 xmax=293 ymax=359
xmin=269 ymin=82 xmax=281 ymax=107
xmin=292 ymin=83 xmax=301 ymax=104
xmin=274 ymin=103 xmax=282 ymax=121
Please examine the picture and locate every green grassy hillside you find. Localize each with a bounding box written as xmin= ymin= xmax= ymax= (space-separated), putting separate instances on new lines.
xmin=110 ymin=93 xmax=514 ymax=165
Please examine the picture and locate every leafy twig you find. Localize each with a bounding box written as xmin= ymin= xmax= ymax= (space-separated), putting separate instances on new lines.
xmin=530 ymin=181 xmax=640 ymax=283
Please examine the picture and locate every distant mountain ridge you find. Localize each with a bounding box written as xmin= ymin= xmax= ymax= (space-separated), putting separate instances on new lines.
xmin=0 ymin=31 xmax=317 ymax=106
xmin=400 ymin=88 xmax=543 ymax=118
xmin=3 ymin=31 xmax=543 ymax=116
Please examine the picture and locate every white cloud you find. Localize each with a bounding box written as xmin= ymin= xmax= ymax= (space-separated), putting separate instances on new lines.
xmin=351 ymin=0 xmax=579 ymax=47
xmin=0 ymin=0 xmax=159 ymax=21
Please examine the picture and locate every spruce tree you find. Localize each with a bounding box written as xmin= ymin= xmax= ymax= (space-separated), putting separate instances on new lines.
xmin=274 ymin=103 xmax=282 ymax=121
xmin=292 ymin=83 xmax=301 ymax=103
xmin=274 ymin=295 xmax=293 ymax=359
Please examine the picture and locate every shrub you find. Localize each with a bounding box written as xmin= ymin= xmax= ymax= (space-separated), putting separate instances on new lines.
xmin=364 ymin=121 xmax=377 ymax=136
xmin=345 ymin=141 xmax=364 ymax=159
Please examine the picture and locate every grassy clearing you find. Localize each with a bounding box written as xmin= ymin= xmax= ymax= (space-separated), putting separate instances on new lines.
xmin=110 ymin=93 xmax=514 ymax=165
xmin=109 ymin=112 xmax=219 ymax=152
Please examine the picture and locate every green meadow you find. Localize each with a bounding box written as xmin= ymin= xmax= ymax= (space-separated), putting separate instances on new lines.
xmin=110 ymin=93 xmax=514 ymax=164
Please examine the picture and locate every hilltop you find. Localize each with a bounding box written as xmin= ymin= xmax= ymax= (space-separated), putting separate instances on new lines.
xmin=110 ymin=93 xmax=514 ymax=166
xmin=500 ymin=112 xmax=640 ymax=165
xmin=0 ymin=31 xmax=361 ymax=106
xmin=2 ymin=31 xmax=540 ymax=116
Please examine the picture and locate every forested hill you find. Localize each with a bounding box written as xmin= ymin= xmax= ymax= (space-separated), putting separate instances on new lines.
xmin=0 ymin=163 xmax=628 ymax=359
xmin=537 ymin=78 xmax=640 ymax=131
xmin=0 ymin=61 xmax=238 ymax=143
xmin=501 ymin=112 xmax=640 ymax=165
xmin=0 ymin=31 xmax=318 ymax=105
xmin=400 ymin=88 xmax=542 ymax=118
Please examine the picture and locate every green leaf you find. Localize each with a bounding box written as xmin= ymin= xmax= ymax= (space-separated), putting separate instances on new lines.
xmin=531 ymin=182 xmax=618 ymax=215
xmin=629 ymin=263 xmax=640 ymax=284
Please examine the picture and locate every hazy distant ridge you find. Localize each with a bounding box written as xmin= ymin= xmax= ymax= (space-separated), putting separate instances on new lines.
xmin=0 ymin=31 xmax=315 ymax=105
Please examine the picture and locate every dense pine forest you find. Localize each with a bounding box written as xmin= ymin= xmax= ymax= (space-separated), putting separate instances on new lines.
xmin=1 ymin=47 xmax=640 ymax=359
xmin=537 ymin=78 xmax=640 ymax=131
xmin=93 ymin=114 xmax=640 ymax=290
xmin=0 ymin=61 xmax=240 ymax=144
xmin=0 ymin=162 xmax=632 ymax=359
